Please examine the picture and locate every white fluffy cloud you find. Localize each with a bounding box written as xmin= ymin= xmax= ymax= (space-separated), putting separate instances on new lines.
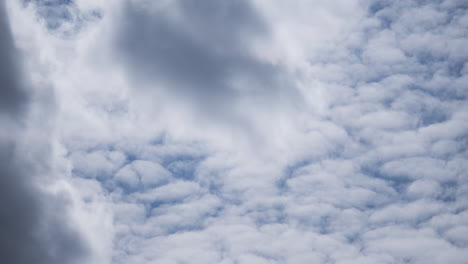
xmin=4 ymin=0 xmax=468 ymax=263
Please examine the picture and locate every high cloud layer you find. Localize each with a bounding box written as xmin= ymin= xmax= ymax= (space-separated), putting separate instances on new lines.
xmin=2 ymin=0 xmax=468 ymax=263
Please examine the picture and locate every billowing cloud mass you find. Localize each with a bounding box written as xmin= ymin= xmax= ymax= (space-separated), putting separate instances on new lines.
xmin=2 ymin=0 xmax=468 ymax=263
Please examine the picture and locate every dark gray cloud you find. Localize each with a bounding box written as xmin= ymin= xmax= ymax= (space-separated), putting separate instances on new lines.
xmin=0 ymin=2 xmax=26 ymax=116
xmin=115 ymin=0 xmax=295 ymax=118
xmin=0 ymin=2 xmax=89 ymax=263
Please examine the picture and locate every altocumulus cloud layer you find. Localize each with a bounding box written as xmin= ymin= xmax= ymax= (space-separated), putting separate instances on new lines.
xmin=3 ymin=0 xmax=468 ymax=263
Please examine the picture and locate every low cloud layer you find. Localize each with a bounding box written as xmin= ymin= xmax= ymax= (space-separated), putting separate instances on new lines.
xmin=0 ymin=1 xmax=25 ymax=115
xmin=0 ymin=1 xmax=89 ymax=263
xmin=3 ymin=0 xmax=468 ymax=263
xmin=114 ymin=0 xmax=305 ymax=136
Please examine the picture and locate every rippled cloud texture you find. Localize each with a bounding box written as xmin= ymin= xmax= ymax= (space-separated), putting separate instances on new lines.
xmin=3 ymin=0 xmax=468 ymax=263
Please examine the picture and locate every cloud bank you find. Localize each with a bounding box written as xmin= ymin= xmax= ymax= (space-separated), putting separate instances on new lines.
xmin=0 ymin=1 xmax=90 ymax=263
xmin=2 ymin=0 xmax=468 ymax=263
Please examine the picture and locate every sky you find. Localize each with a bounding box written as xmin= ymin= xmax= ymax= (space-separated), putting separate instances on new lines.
xmin=1 ymin=0 xmax=468 ymax=263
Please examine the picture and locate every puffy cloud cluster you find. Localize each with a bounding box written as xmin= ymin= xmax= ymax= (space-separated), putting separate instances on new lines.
xmin=3 ymin=0 xmax=468 ymax=263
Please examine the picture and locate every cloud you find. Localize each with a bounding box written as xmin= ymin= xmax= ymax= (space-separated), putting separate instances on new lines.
xmin=86 ymin=0 xmax=468 ymax=262
xmin=0 ymin=1 xmax=26 ymax=116
xmin=0 ymin=1 xmax=90 ymax=263
xmin=112 ymin=0 xmax=303 ymax=138
xmin=4 ymin=0 xmax=468 ymax=263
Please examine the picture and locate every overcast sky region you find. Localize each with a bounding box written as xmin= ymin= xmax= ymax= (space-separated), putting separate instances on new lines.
xmin=1 ymin=0 xmax=468 ymax=263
